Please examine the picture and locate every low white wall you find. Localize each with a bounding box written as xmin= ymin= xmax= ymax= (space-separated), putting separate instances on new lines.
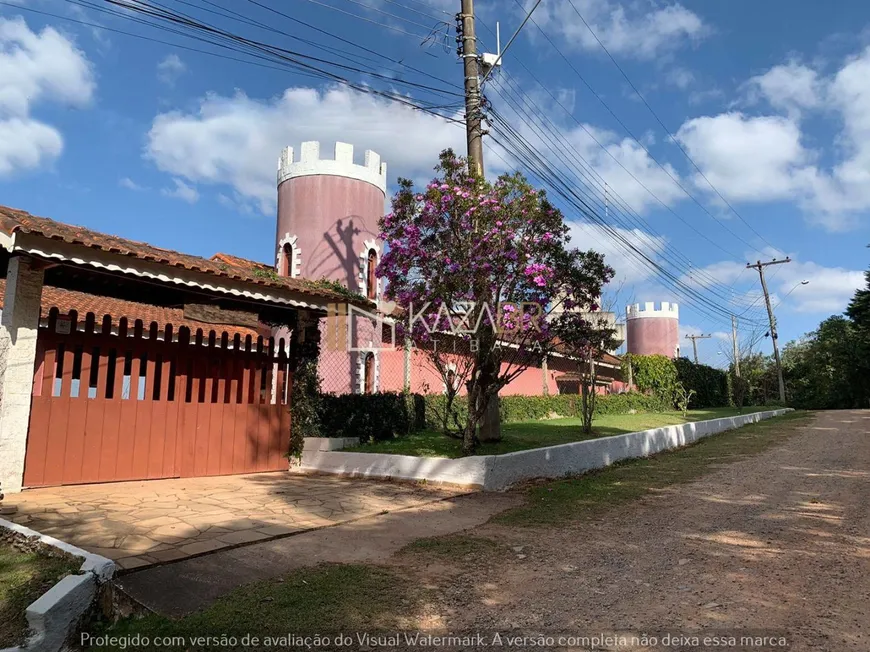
xmin=295 ymin=450 xmax=490 ymax=488
xmin=483 ymin=409 xmax=790 ymax=490
xmin=295 ymin=409 xmax=791 ymax=491
xmin=0 ymin=518 xmax=116 ymax=652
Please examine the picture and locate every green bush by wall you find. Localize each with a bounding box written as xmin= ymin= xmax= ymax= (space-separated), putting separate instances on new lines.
xmin=674 ymin=357 xmax=730 ymax=408
xmin=422 ymin=392 xmax=672 ymax=430
xmin=319 ymin=389 xmax=683 ymax=442
xmin=319 ymin=392 xmax=424 ymax=443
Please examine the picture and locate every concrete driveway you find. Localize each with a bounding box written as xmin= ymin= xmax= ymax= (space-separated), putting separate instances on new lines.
xmin=5 ymin=472 xmax=462 ymax=570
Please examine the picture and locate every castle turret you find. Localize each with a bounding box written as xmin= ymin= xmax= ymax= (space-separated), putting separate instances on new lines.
xmin=275 ymin=142 xmax=386 ymax=300
xmin=626 ymin=302 xmax=680 ymax=358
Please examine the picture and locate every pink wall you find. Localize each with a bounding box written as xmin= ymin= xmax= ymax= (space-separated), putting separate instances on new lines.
xmin=627 ymin=317 xmax=679 ymax=358
xmin=276 ymin=175 xmax=384 ymax=291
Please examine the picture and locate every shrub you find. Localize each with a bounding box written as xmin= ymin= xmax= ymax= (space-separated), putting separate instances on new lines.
xmin=622 ymin=353 xmax=679 ymax=404
xmin=674 ymin=357 xmax=730 ymax=408
xmin=423 ymin=391 xmax=673 ymax=431
xmin=592 ymin=392 xmax=672 ymax=414
xmin=423 ymin=394 xmax=470 ymax=432
xmin=320 ymin=392 xmax=422 ymax=443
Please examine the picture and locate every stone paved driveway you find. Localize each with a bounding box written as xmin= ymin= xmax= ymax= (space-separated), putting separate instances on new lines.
xmin=6 ymin=473 xmax=461 ymax=570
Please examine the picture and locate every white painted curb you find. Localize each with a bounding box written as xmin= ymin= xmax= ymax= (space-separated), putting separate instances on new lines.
xmin=294 ymin=409 xmax=793 ymax=491
xmin=0 ymin=518 xmax=116 ymax=652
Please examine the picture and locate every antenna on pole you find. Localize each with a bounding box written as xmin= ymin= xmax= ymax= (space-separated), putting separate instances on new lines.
xmin=481 ymin=21 xmax=501 ymax=76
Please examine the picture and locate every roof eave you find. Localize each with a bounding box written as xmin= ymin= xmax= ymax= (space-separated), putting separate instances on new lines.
xmin=6 ymin=231 xmax=340 ymax=313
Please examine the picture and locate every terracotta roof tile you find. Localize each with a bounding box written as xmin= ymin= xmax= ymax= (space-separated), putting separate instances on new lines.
xmin=0 ymin=279 xmax=261 ymax=338
xmin=0 ymin=205 xmax=349 ymax=304
xmin=210 ymin=253 xmax=273 ymax=273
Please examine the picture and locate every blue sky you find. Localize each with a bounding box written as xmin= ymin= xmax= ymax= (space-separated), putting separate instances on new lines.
xmin=1 ymin=0 xmax=869 ymax=366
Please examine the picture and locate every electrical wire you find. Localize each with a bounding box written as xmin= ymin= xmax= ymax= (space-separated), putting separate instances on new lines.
xmin=503 ymin=0 xmax=771 ymax=257
xmin=564 ymin=0 xmax=778 ymax=251
xmin=486 ymin=109 xmax=765 ymax=327
xmin=484 ymin=72 xmax=762 ymax=314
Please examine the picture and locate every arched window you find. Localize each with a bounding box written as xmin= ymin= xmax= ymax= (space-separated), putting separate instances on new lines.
xmin=364 ymin=353 xmax=375 ymax=394
xmin=446 ymin=369 xmax=457 ymax=394
xmin=280 ymin=242 xmax=293 ymax=277
xmin=366 ymin=249 xmax=378 ymax=300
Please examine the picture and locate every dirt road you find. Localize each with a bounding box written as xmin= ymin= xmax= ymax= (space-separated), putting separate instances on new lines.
xmin=394 ymin=410 xmax=869 ymax=651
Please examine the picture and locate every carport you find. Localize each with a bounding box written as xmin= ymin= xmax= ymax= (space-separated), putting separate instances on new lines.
xmin=0 ymin=205 xmax=344 ymax=493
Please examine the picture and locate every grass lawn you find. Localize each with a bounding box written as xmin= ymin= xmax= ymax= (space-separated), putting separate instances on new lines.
xmin=89 ymin=565 xmax=427 ymax=651
xmin=344 ymin=406 xmax=772 ymax=458
xmin=0 ymin=541 xmax=82 ymax=648
xmin=494 ymin=410 xmax=809 ymax=527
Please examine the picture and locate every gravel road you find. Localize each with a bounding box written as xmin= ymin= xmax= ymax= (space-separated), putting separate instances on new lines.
xmin=399 ymin=410 xmax=870 ymax=651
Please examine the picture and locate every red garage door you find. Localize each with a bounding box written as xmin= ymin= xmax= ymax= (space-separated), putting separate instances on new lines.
xmin=23 ymin=313 xmax=292 ymax=488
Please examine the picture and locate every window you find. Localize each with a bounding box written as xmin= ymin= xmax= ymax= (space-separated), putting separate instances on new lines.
xmin=280 ymin=242 xmax=293 ymax=277
xmin=366 ymin=248 xmax=378 ymax=300
xmin=364 ymin=353 xmax=375 ymax=394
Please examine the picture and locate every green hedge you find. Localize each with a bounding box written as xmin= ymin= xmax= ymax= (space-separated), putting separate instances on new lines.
xmin=674 ymin=357 xmax=730 ymax=408
xmin=422 ymin=392 xmax=672 ymax=430
xmin=319 ymin=390 xmax=679 ymax=442
xmin=319 ymin=392 xmax=424 ymax=443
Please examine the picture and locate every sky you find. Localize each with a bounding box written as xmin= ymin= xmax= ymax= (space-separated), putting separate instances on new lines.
xmin=1 ymin=0 xmax=869 ymax=367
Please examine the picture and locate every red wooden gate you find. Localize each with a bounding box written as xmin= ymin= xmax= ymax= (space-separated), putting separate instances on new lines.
xmin=23 ymin=312 xmax=292 ymax=488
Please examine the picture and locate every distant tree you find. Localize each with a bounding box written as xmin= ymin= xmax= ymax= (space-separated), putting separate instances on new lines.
xmin=552 ymin=311 xmax=620 ymax=435
xmin=782 ymin=316 xmax=862 ymax=409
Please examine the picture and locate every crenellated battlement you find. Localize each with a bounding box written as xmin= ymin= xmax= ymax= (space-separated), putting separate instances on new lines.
xmin=626 ymin=301 xmax=679 ymax=319
xmin=277 ymin=141 xmax=387 ymax=194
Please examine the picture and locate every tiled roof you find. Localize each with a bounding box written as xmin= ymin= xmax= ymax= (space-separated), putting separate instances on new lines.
xmin=210 ymin=253 xmax=273 ymax=273
xmin=0 ymin=205 xmax=348 ymax=304
xmin=0 ymin=279 xmax=261 ymax=339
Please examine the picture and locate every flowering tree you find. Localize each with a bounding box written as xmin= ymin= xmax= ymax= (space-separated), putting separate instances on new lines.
xmin=379 ymin=150 xmax=613 ymax=454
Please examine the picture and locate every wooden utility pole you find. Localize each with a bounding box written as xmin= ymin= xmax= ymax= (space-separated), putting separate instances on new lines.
xmin=685 ymin=333 xmax=712 ymax=364
xmin=747 ymin=258 xmax=791 ymax=403
xmin=731 ymin=315 xmax=740 ymax=377
xmin=460 ymin=0 xmax=484 ymax=178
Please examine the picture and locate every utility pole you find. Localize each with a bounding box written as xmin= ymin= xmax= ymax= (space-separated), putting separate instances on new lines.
xmin=747 ymin=258 xmax=791 ymax=403
xmin=459 ymin=0 xmax=484 ymax=178
xmin=731 ymin=315 xmax=740 ymax=377
xmin=685 ymin=333 xmax=712 ymax=364
xmin=458 ymin=0 xmax=498 ymax=440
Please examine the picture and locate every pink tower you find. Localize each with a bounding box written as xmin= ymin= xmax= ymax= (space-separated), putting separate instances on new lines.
xmin=275 ymin=141 xmax=387 ymax=293
xmin=275 ymin=142 xmax=387 ymax=393
xmin=626 ymin=302 xmax=680 ymax=358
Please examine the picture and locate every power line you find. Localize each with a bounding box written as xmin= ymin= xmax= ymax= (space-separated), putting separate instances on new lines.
xmin=484 ymin=72 xmax=762 ymax=313
xmin=486 ymin=109 xmax=765 ymax=327
xmin=563 ymin=0 xmax=777 ymax=251
xmin=505 ymin=0 xmax=770 ymax=257
xmin=296 ymin=0 xmax=445 ymax=42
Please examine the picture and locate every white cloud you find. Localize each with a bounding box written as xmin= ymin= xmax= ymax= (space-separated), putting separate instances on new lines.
xmin=745 ymin=61 xmax=822 ymax=116
xmin=157 ymin=54 xmax=185 ymax=84
xmin=687 ymin=247 xmax=864 ymax=315
xmin=770 ymin=261 xmax=864 ymax=314
xmin=527 ymin=0 xmax=707 ymax=60
xmin=119 ymin=177 xmax=146 ymax=191
xmin=677 ymin=46 xmax=870 ymax=231
xmin=0 ymin=118 xmax=62 ymax=175
xmin=0 ymin=16 xmax=95 ymax=176
xmin=161 ymin=178 xmax=199 ymax=204
xmin=665 ymin=66 xmax=695 ymax=90
xmin=552 ymin=123 xmax=685 ymax=214
xmin=676 ymin=112 xmax=812 ymax=203
xmin=567 ymin=221 xmax=668 ymax=284
xmin=146 ymin=85 xmax=466 ymax=213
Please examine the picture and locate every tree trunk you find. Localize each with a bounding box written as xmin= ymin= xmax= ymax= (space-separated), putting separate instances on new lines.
xmin=478 ymin=394 xmax=501 ymax=442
